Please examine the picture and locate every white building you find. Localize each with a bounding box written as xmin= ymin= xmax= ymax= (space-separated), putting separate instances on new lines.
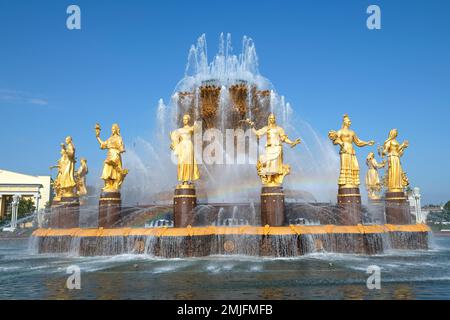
xmin=407 ymin=187 xmax=433 ymax=223
xmin=0 ymin=169 xmax=51 ymax=220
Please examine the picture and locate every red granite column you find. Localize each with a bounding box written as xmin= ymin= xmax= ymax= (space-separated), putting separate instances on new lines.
xmin=173 ymin=185 xmax=196 ymax=227
xmin=385 ymin=191 xmax=412 ymax=224
xmin=337 ymin=186 xmax=362 ymax=225
xmin=260 ymin=186 xmax=285 ymax=226
xmin=98 ymin=192 xmax=121 ymax=228
xmin=50 ymin=196 xmax=79 ymax=228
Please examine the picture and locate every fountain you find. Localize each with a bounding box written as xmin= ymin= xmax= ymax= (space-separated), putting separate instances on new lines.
xmin=31 ymin=34 xmax=430 ymax=257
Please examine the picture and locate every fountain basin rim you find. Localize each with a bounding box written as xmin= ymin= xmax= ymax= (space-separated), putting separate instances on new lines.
xmin=32 ymin=224 xmax=430 ymax=238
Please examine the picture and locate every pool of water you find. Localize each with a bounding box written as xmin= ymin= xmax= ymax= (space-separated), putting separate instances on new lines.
xmin=0 ymin=234 xmax=449 ymax=299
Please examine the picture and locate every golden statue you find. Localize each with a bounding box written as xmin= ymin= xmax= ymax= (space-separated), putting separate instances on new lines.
xmin=365 ymin=152 xmax=385 ymax=200
xmin=49 ymin=144 xmax=66 ymax=201
xmin=50 ymin=178 xmax=62 ymax=202
xmin=50 ymin=138 xmax=77 ymax=198
xmin=76 ymin=158 xmax=88 ymax=196
xmin=95 ymin=123 xmax=128 ymax=192
xmin=245 ymin=113 xmax=300 ymax=186
xmin=170 ymin=114 xmax=200 ymax=186
xmin=328 ymin=114 xmax=374 ymax=188
xmin=60 ymin=137 xmax=77 ymax=197
xmin=381 ymin=129 xmax=409 ymax=192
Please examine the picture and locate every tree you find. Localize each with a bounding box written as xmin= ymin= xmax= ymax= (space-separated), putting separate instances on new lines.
xmin=444 ymin=201 xmax=450 ymax=213
xmin=18 ymin=198 xmax=36 ymax=218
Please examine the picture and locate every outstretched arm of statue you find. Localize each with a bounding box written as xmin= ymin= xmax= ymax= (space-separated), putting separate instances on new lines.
xmin=281 ymin=133 xmax=301 ymax=148
xmin=95 ymin=123 xmax=107 ymax=149
xmin=244 ymin=118 xmax=255 ymax=127
xmin=328 ymin=130 xmax=343 ymax=147
xmin=399 ymin=140 xmax=409 ymax=156
xmin=96 ymin=136 xmax=108 ymax=150
xmin=353 ymin=133 xmax=375 ymax=147
xmin=254 ymin=126 xmax=269 ymax=138
xmin=95 ymin=135 xmax=103 ymax=147
xmin=375 ymin=159 xmax=386 ymax=168
xmin=243 ymin=118 xmax=260 ymax=137
xmin=289 ymin=138 xmax=301 ymax=148
xmin=243 ymin=119 xmax=268 ymax=139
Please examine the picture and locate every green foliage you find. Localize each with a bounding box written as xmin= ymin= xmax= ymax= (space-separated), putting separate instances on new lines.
xmin=18 ymin=198 xmax=36 ymax=218
xmin=428 ymin=210 xmax=450 ymax=223
xmin=444 ymin=201 xmax=450 ymax=213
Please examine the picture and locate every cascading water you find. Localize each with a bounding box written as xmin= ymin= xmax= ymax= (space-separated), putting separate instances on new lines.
xmin=122 ymin=33 xmax=339 ymax=207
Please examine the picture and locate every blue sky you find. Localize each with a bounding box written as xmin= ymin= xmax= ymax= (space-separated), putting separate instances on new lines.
xmin=0 ymin=0 xmax=449 ymax=204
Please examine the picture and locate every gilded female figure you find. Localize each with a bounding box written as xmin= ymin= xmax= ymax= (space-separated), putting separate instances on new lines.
xmin=76 ymin=158 xmax=88 ymax=196
xmin=328 ymin=114 xmax=374 ymax=187
xmin=58 ymin=136 xmax=77 ymax=197
xmin=95 ymin=123 xmax=128 ymax=192
xmin=365 ymin=152 xmax=385 ymax=200
xmin=50 ymin=144 xmax=68 ymax=201
xmin=170 ymin=114 xmax=200 ymax=185
xmin=246 ymin=113 xmax=300 ymax=186
xmin=381 ymin=129 xmax=409 ymax=192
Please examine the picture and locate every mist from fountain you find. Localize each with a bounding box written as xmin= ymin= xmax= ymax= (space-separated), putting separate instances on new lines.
xmin=121 ymin=33 xmax=339 ymax=208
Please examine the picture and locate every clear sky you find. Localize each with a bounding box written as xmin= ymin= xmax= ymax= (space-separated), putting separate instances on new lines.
xmin=0 ymin=0 xmax=449 ymax=204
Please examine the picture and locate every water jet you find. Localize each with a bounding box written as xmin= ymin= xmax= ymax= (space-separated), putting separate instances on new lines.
xmin=32 ymin=34 xmax=430 ymax=257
